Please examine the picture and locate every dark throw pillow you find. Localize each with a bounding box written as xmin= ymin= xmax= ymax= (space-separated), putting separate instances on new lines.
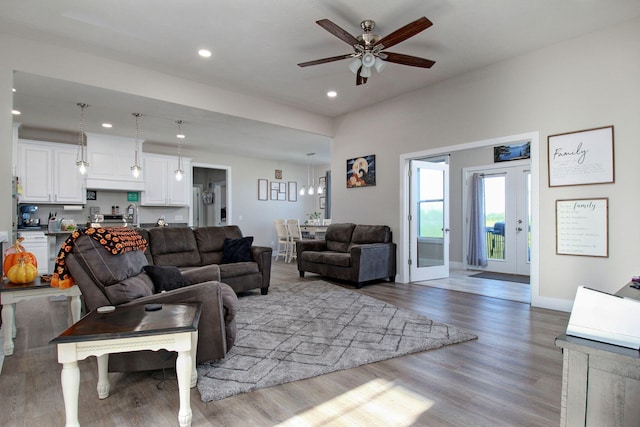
xmin=143 ymin=265 xmax=191 ymax=293
xmin=221 ymin=236 xmax=254 ymax=264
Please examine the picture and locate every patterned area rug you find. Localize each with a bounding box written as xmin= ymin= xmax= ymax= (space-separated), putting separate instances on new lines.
xmin=197 ymin=280 xmax=477 ymax=402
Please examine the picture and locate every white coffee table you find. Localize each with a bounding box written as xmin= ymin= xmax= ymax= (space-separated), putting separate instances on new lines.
xmin=1 ymin=279 xmax=82 ymax=356
xmin=51 ymin=302 xmax=201 ymax=427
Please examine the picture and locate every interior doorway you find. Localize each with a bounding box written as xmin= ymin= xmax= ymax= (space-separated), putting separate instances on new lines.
xmin=398 ymin=131 xmax=539 ymax=305
xmin=192 ymin=164 xmax=230 ymax=227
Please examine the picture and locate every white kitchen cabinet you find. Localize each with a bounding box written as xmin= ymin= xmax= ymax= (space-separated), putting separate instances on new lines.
xmin=85 ymin=133 xmax=145 ymax=191
xmin=141 ymin=153 xmax=191 ymax=206
xmin=17 ymin=139 xmax=86 ymax=204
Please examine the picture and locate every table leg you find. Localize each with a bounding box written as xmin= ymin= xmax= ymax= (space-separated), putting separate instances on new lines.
xmin=176 ymin=349 xmax=193 ymax=427
xmin=2 ymin=302 xmax=15 ymax=356
xmin=96 ymin=353 xmax=110 ymax=399
xmin=61 ymin=360 xmax=81 ymax=427
xmin=69 ymin=295 xmax=81 ymax=324
xmin=190 ymin=331 xmax=198 ymax=388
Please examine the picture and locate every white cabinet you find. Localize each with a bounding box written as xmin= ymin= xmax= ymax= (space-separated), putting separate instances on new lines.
xmin=17 ymin=139 xmax=86 ymax=204
xmin=141 ymin=154 xmax=191 ymax=206
xmin=85 ymin=133 xmax=145 ymax=191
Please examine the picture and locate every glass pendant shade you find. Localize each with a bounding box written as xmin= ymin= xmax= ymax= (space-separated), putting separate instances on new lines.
xmin=299 ymin=186 xmax=305 ymax=196
xmin=308 ymin=184 xmax=314 ymax=195
xmin=348 ymin=58 xmax=362 ymax=74
xmin=361 ymin=52 xmax=376 ymax=68
xmin=374 ymin=57 xmax=386 ymax=73
xmin=360 ymin=66 xmax=372 ymax=78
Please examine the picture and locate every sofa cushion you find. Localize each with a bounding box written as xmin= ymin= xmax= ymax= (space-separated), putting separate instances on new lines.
xmin=148 ymin=227 xmax=201 ymax=267
xmin=102 ymin=273 xmax=155 ymax=306
xmin=194 ymin=226 xmax=244 ymax=265
xmin=321 ymin=252 xmax=352 ymax=267
xmin=143 ymin=265 xmax=191 ymax=293
xmin=325 ymin=223 xmax=356 ymax=253
xmin=221 ymin=236 xmax=254 ymax=263
xmin=351 ymin=225 xmax=391 ymax=244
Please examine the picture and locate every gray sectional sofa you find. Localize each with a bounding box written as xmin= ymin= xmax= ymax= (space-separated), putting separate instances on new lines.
xmin=296 ymin=223 xmax=396 ymax=288
xmin=138 ymin=225 xmax=272 ymax=294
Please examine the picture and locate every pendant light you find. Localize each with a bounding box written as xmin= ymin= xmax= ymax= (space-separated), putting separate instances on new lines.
xmin=130 ymin=113 xmax=142 ymax=178
xmin=299 ymin=153 xmax=316 ymax=196
xmin=75 ymin=103 xmax=89 ymax=175
xmin=175 ymin=120 xmax=184 ymax=181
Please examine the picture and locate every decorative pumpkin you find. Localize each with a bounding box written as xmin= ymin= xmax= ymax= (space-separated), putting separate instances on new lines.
xmin=7 ymin=256 xmax=38 ymax=284
xmin=3 ymin=237 xmax=38 ymax=277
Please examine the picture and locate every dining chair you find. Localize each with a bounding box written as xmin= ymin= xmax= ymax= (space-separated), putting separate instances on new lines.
xmin=274 ymin=219 xmax=290 ymax=261
xmin=286 ymin=219 xmax=303 ymax=263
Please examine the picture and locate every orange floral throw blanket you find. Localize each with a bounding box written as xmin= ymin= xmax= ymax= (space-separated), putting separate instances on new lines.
xmin=51 ymin=227 xmax=148 ymax=289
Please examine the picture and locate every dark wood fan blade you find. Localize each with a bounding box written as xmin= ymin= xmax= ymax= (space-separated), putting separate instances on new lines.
xmin=316 ymin=19 xmax=360 ymax=46
xmin=375 ymin=17 xmax=433 ymax=50
xmin=356 ymin=67 xmax=368 ymax=85
xmin=298 ymin=54 xmax=353 ymax=67
xmin=383 ymin=52 xmax=435 ymax=68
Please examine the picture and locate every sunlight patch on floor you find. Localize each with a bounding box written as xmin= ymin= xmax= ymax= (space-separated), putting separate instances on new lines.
xmin=277 ymin=378 xmax=433 ymax=426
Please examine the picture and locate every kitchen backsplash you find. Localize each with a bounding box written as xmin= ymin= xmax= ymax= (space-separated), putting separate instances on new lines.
xmin=19 ymin=190 xmax=189 ymax=229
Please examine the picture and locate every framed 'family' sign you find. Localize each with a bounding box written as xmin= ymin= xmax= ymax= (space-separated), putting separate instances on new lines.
xmin=556 ymin=198 xmax=608 ymax=257
xmin=547 ymin=126 xmax=614 ymax=187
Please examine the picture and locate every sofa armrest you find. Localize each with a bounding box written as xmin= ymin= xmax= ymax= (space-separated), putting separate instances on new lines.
xmin=350 ymin=242 xmax=397 ymax=282
xmin=251 ymin=245 xmax=273 ymax=290
xmin=121 ymin=281 xmax=238 ymax=361
xmin=181 ymin=264 xmax=221 ymax=283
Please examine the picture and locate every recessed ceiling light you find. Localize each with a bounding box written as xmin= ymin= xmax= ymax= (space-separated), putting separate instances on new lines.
xmin=12 ymin=88 xmax=16 ymax=92
xmin=12 ymin=109 xmax=21 ymax=115
xmin=102 ymin=123 xmax=113 ymax=128
xmin=327 ymin=90 xmax=337 ymax=98
xmin=198 ymin=49 xmax=212 ymax=58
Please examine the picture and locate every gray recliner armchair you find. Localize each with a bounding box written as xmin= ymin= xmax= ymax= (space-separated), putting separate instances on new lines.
xmin=63 ymin=233 xmax=238 ymax=372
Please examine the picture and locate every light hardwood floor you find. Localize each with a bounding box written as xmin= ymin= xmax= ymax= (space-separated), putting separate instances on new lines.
xmin=0 ymin=260 xmax=568 ymax=426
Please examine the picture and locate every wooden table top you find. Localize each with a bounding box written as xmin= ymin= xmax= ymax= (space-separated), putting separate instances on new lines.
xmin=0 ymin=278 xmax=53 ymax=292
xmin=51 ymin=302 xmax=201 ymax=344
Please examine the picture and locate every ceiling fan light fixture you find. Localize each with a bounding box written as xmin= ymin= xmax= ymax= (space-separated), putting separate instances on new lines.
xmin=360 ymin=66 xmax=372 ymax=78
xmin=374 ymin=57 xmax=386 ymax=73
xmin=361 ymin=52 xmax=376 ymax=68
xmin=348 ymin=58 xmax=362 ymax=74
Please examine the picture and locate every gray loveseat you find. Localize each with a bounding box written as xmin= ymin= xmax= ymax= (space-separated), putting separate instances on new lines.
xmin=138 ymin=225 xmax=272 ymax=295
xmin=296 ymin=223 xmax=396 ymax=288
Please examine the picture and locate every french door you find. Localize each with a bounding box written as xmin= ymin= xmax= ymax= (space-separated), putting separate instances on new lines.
xmin=465 ymin=163 xmax=530 ymax=275
xmin=410 ymin=160 xmax=450 ymax=281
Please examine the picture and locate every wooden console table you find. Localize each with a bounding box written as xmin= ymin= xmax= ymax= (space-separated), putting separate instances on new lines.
xmin=1 ymin=279 xmax=81 ymax=356
xmin=300 ymin=225 xmax=328 ymax=239
xmin=555 ymin=283 xmax=640 ymax=426
xmin=51 ymin=302 xmax=201 ymax=427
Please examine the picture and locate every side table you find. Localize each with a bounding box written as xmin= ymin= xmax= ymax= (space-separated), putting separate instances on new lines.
xmin=51 ymin=302 xmax=201 ymax=427
xmin=1 ymin=279 xmax=82 ymax=356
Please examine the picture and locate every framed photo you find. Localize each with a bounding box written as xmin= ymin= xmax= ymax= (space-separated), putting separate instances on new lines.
xmin=556 ymin=198 xmax=608 ymax=257
xmin=257 ymin=179 xmax=268 ymax=201
xmin=288 ymin=181 xmax=297 ymax=202
xmin=270 ymin=181 xmax=279 ymax=200
xmin=347 ymin=154 xmax=376 ymax=188
xmin=319 ymin=197 xmax=326 ymax=209
xmin=548 ymin=126 xmax=614 ymax=187
xmin=275 ymin=169 xmax=282 ymax=179
xmin=86 ymin=190 xmax=97 ymax=201
xmin=494 ymin=141 xmax=530 ymax=162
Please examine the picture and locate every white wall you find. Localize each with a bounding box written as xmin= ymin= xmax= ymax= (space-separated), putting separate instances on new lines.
xmin=331 ymin=18 xmax=640 ymax=310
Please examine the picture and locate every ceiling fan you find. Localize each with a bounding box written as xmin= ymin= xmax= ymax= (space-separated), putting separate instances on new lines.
xmin=298 ymin=17 xmax=436 ymax=85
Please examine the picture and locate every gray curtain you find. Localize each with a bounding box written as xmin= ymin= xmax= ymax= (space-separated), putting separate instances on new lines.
xmin=467 ymin=173 xmax=488 ymax=267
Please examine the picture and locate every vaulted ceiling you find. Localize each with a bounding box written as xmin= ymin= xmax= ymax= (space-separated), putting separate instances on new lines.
xmin=4 ymin=0 xmax=640 ymax=163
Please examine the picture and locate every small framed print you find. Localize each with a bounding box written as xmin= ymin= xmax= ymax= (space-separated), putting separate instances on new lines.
xmin=319 ymin=197 xmax=326 ymax=209
xmin=258 ymin=179 xmax=268 ymax=201
xmin=288 ymin=182 xmax=297 ymax=202
xmin=275 ymin=169 xmax=282 ymax=179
